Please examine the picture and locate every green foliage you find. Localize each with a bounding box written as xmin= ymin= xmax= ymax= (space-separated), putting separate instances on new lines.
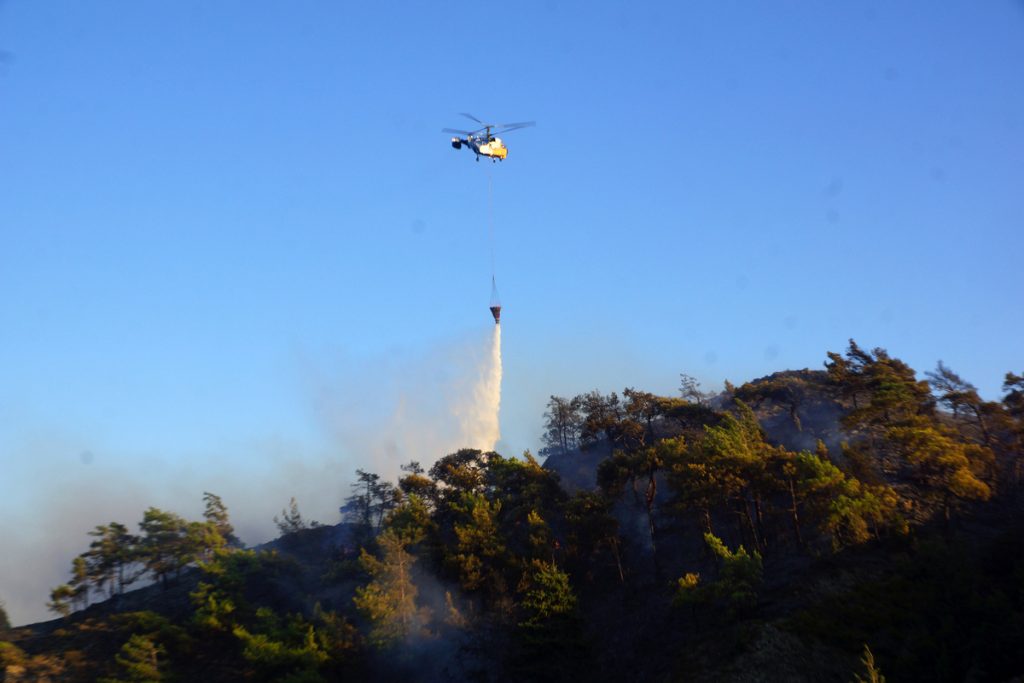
xmin=564 ymin=491 xmax=623 ymax=581
xmin=697 ymin=402 xmax=771 ymax=497
xmin=203 ymin=491 xmax=239 ymax=547
xmin=578 ymin=390 xmax=623 ymax=450
xmin=734 ymin=371 xmax=825 ymax=432
xmin=853 ymin=644 xmax=886 ymax=683
xmin=49 ymin=520 xmax=146 ymax=612
xmin=190 ymin=547 xmax=357 ymax=679
xmin=675 ymin=534 xmax=762 ymax=613
xmin=139 ymin=506 xmax=224 ymax=588
xmin=397 ymin=461 xmax=436 ymax=501
xmin=342 ymin=470 xmax=397 ymax=542
xmin=48 ymin=584 xmax=75 ymax=617
xmin=1004 ymin=371 xmax=1024 ymax=419
xmin=352 ymin=528 xmax=431 ymax=649
xmin=139 ymin=508 xmax=189 ymax=585
xmin=704 ymin=533 xmax=763 ymax=608
xmin=229 ymin=608 xmax=354 ymax=681
xmin=596 ymin=450 xmax=634 ymax=498
xmin=450 ymin=492 xmax=506 ymax=594
xmin=275 ymin=497 xmax=310 ymax=536
xmin=526 ymin=509 xmax=552 ymax=556
xmin=674 ymin=572 xmax=701 ymax=603
xmin=784 ymin=450 xmax=845 ymax=513
xmin=779 ymin=449 xmax=903 ymax=548
xmin=927 ymin=361 xmax=998 ymax=444
xmin=826 ymin=341 xmax=934 ymax=428
xmin=540 ymin=394 xmax=583 ymax=457
xmin=679 ymin=372 xmax=714 ymax=405
xmin=428 ymin=448 xmax=490 ymax=501
xmin=669 ymin=403 xmax=774 ymax=548
xmin=111 ymin=611 xmax=191 ymax=659
xmin=824 ymin=479 xmax=903 ymax=548
xmin=192 ymin=548 xmax=285 ymax=631
xmin=484 ymin=451 xmax=566 ymax=562
xmin=233 ymin=620 xmax=328 ymax=672
xmin=882 ymin=417 xmax=993 ymax=524
xmin=27 ymin=351 xmax=1024 ymax=682
xmin=826 ymin=341 xmax=1002 ymax=523
xmin=599 ymin=436 xmax=685 ymax=568
xmin=86 ymin=522 xmax=142 ymax=598
xmin=0 ymin=640 xmax=27 ymax=667
xmin=0 ymin=599 xmax=9 ymax=631
xmin=99 ymin=633 xmax=165 ymax=683
xmin=518 ymin=560 xmax=576 ymax=627
xmin=384 ymin=493 xmax=435 ymax=547
xmin=511 ymin=560 xmax=587 ymax=683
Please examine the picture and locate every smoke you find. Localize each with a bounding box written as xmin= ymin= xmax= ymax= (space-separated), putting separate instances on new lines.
xmin=455 ymin=325 xmax=502 ymax=451
xmin=0 ymin=435 xmax=348 ymax=627
xmin=1 ymin=326 xmax=504 ymax=627
xmin=308 ymin=325 xmax=503 ymax=480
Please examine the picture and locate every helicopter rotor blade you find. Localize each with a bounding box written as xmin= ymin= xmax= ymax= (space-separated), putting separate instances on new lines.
xmin=459 ymin=112 xmax=487 ymax=125
xmin=442 ymin=128 xmax=474 ymax=135
xmin=493 ymin=121 xmax=536 ymax=135
xmin=456 ymin=125 xmax=493 ymax=137
xmin=497 ymin=121 xmax=535 ymax=129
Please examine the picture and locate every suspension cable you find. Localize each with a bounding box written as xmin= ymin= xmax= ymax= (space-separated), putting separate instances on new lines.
xmin=488 ymin=167 xmax=495 ymax=280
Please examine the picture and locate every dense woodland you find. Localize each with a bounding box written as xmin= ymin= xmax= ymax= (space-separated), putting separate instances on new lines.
xmin=2 ymin=340 xmax=1024 ymax=681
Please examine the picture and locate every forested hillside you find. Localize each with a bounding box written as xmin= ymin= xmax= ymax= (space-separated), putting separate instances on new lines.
xmin=3 ymin=340 xmax=1023 ymax=682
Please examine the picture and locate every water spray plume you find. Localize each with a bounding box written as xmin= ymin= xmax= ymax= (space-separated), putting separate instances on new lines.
xmin=457 ymin=325 xmax=502 ymax=451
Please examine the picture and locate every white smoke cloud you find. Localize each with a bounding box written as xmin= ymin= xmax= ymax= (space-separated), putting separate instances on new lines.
xmin=1 ymin=325 xmax=503 ymax=627
xmin=305 ymin=325 xmax=503 ymax=480
xmin=0 ymin=436 xmax=347 ymax=627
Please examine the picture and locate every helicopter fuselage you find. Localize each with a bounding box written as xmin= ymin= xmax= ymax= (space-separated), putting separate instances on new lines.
xmin=451 ymin=135 xmax=507 ymax=161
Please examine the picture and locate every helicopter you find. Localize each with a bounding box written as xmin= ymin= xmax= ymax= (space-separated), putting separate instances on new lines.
xmin=444 ymin=113 xmax=534 ymax=162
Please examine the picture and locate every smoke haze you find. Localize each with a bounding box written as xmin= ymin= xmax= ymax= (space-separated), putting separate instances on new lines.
xmin=1 ymin=325 xmax=504 ymax=626
xmin=307 ymin=324 xmax=503 ymax=478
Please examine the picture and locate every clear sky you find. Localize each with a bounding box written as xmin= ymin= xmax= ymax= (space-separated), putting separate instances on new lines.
xmin=1 ymin=1 xmax=1022 ymax=624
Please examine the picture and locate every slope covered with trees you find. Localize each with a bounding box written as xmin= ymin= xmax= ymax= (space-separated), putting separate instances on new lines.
xmin=2 ymin=341 xmax=1023 ymax=681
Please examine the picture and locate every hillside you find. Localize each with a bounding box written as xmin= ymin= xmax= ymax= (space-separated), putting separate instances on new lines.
xmin=3 ymin=341 xmax=1023 ymax=682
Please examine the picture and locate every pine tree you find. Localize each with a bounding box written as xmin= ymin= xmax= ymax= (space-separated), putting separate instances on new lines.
xmin=99 ymin=634 xmax=164 ymax=682
xmin=779 ymin=449 xmax=901 ymax=549
xmin=540 ymin=395 xmax=583 ymax=457
xmin=353 ymin=528 xmax=430 ymax=649
xmin=599 ymin=437 xmax=686 ymax=572
xmin=675 ymin=533 xmax=762 ymax=615
xmin=47 ymin=584 xmax=75 ymax=617
xmin=885 ymin=418 xmax=992 ymax=519
xmin=578 ymin=390 xmax=624 ymax=451
xmin=450 ymin=492 xmax=506 ymax=596
xmin=398 ymin=461 xmax=437 ymax=502
xmin=518 ymin=559 xmax=576 ymax=626
xmin=564 ymin=491 xmax=625 ymax=583
xmin=203 ymin=492 xmax=239 ymax=546
xmin=70 ymin=556 xmax=90 ymax=609
xmin=274 ymin=497 xmax=308 ymax=536
xmin=512 ymin=560 xmax=585 ymax=682
xmin=853 ymin=644 xmax=886 ymax=683
xmin=139 ymin=508 xmax=191 ymax=588
xmin=681 ymin=402 xmax=774 ymax=551
xmin=86 ymin=522 xmax=142 ymax=597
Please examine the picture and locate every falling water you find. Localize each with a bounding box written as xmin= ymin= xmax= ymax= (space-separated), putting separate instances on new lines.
xmin=457 ymin=325 xmax=502 ymax=451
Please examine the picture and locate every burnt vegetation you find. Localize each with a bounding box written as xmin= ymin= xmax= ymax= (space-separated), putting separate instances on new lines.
xmin=3 ymin=340 xmax=1024 ymax=681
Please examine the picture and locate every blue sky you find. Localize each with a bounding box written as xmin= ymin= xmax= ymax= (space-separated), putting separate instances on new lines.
xmin=1 ymin=1 xmax=1022 ymax=623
